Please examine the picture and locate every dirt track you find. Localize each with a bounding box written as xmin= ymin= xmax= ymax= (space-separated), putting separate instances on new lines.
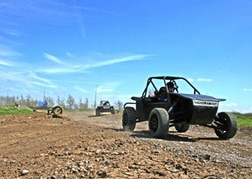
xmin=0 ymin=111 xmax=251 ymax=178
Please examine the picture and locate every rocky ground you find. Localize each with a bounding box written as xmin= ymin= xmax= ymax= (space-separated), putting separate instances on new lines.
xmin=0 ymin=110 xmax=251 ymax=178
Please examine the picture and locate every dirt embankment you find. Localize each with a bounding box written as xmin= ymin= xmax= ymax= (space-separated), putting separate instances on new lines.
xmin=0 ymin=111 xmax=251 ymax=178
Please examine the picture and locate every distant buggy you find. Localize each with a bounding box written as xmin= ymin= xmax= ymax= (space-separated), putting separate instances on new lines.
xmin=96 ymin=100 xmax=116 ymax=116
xmin=122 ymin=76 xmax=238 ymax=140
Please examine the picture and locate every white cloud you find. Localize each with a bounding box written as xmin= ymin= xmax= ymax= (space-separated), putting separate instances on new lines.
xmin=92 ymin=54 xmax=151 ymax=68
xmin=196 ymin=78 xmax=212 ymax=82
xmin=44 ymin=53 xmax=62 ymax=64
xmin=74 ymin=86 xmax=89 ymax=93
xmin=220 ymin=102 xmax=237 ymax=107
xmin=97 ymin=87 xmax=113 ymax=93
xmin=28 ymin=71 xmax=53 ymax=84
xmin=66 ymin=52 xmax=75 ymax=58
xmin=0 ymin=45 xmax=21 ymax=57
xmin=0 ymin=60 xmax=12 ymax=66
xmin=29 ymin=81 xmax=57 ymax=88
xmin=40 ymin=54 xmax=151 ymax=74
xmin=243 ymin=88 xmax=252 ymax=92
xmin=187 ymin=78 xmax=194 ymax=82
xmin=0 ymin=66 xmax=57 ymax=90
xmin=5 ymin=29 xmax=23 ymax=37
xmin=96 ymin=81 xmax=121 ymax=93
xmin=186 ymin=77 xmax=212 ymax=82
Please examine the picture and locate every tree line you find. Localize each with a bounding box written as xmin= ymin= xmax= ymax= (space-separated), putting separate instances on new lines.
xmin=0 ymin=95 xmax=124 ymax=111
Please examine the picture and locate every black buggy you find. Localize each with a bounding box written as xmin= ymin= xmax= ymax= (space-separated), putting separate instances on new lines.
xmin=122 ymin=76 xmax=238 ymax=140
xmin=96 ymin=100 xmax=116 ymax=116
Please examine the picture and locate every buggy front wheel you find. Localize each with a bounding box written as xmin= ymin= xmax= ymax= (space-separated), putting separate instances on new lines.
xmin=214 ymin=112 xmax=237 ymax=140
xmin=148 ymin=108 xmax=169 ymax=139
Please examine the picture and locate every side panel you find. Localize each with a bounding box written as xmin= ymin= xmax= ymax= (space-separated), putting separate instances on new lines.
xmin=190 ymin=106 xmax=218 ymax=124
xmin=135 ymin=97 xmax=169 ymax=122
xmin=135 ymin=98 xmax=148 ymax=121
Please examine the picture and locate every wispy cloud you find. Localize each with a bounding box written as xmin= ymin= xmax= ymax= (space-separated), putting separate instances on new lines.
xmin=96 ymin=81 xmax=120 ymax=93
xmin=0 ymin=66 xmax=57 ymax=90
xmin=74 ymin=86 xmax=89 ymax=93
xmin=187 ymin=78 xmax=194 ymax=82
xmin=187 ymin=77 xmax=212 ymax=82
xmin=220 ymin=102 xmax=237 ymax=107
xmin=5 ymin=29 xmax=23 ymax=37
xmin=28 ymin=71 xmax=53 ymax=84
xmin=29 ymin=81 xmax=57 ymax=88
xmin=0 ymin=60 xmax=12 ymax=66
xmin=196 ymin=78 xmax=212 ymax=82
xmin=243 ymin=88 xmax=252 ymax=92
xmin=97 ymin=87 xmax=113 ymax=93
xmin=66 ymin=52 xmax=75 ymax=58
xmin=92 ymin=54 xmax=151 ymax=67
xmin=0 ymin=45 xmax=21 ymax=57
xmin=41 ymin=54 xmax=151 ymax=74
xmin=44 ymin=53 xmax=62 ymax=64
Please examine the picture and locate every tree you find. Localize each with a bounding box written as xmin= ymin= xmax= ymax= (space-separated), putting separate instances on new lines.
xmin=26 ymin=94 xmax=31 ymax=106
xmin=66 ymin=94 xmax=75 ymax=110
xmin=114 ymin=100 xmax=124 ymax=111
xmin=20 ymin=95 xmax=25 ymax=105
xmin=85 ymin=97 xmax=89 ymax=109
xmin=45 ymin=96 xmax=55 ymax=107
xmin=57 ymin=96 xmax=66 ymax=109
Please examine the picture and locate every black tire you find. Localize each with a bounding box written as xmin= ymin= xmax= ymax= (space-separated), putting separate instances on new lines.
xmin=214 ymin=112 xmax=238 ymax=140
xmin=96 ymin=108 xmax=100 ymax=116
xmin=148 ymin=108 xmax=169 ymax=139
xmin=175 ymin=124 xmax=189 ymax=132
xmin=52 ymin=106 xmax=63 ymax=114
xmin=122 ymin=107 xmax=137 ymax=131
xmin=111 ymin=107 xmax=116 ymax=114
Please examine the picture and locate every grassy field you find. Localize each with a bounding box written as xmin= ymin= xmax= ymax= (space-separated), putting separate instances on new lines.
xmin=235 ymin=114 xmax=252 ymax=127
xmin=0 ymin=107 xmax=32 ymax=115
xmin=0 ymin=107 xmax=251 ymax=127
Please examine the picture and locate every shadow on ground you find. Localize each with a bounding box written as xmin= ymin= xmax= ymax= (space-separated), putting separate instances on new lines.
xmin=105 ymin=127 xmax=219 ymax=142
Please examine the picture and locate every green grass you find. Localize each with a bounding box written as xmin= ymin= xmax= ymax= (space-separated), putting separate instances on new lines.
xmin=235 ymin=114 xmax=252 ymax=127
xmin=0 ymin=107 xmax=32 ymax=115
xmin=0 ymin=107 xmax=251 ymax=127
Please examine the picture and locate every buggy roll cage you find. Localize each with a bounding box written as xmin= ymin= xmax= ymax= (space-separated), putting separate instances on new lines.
xmin=142 ymin=76 xmax=201 ymax=97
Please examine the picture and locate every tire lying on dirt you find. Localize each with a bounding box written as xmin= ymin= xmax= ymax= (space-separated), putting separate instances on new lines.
xmin=52 ymin=106 xmax=63 ymax=115
xmin=122 ymin=107 xmax=137 ymax=131
xmin=175 ymin=124 xmax=190 ymax=133
xmin=148 ymin=108 xmax=169 ymax=139
xmin=214 ymin=112 xmax=238 ymax=140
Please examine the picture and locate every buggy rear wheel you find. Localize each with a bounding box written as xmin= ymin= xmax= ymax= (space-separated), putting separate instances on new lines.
xmin=148 ymin=108 xmax=169 ymax=139
xmin=96 ymin=108 xmax=101 ymax=116
xmin=122 ymin=107 xmax=137 ymax=131
xmin=111 ymin=107 xmax=116 ymax=114
xmin=214 ymin=112 xmax=237 ymax=140
xmin=175 ymin=124 xmax=189 ymax=133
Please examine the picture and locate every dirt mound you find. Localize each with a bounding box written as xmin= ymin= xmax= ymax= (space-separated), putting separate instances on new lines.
xmin=0 ymin=112 xmax=251 ymax=178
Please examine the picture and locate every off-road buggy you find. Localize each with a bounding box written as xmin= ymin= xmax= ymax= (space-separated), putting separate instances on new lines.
xmin=96 ymin=100 xmax=116 ymax=116
xmin=122 ymin=76 xmax=238 ymax=140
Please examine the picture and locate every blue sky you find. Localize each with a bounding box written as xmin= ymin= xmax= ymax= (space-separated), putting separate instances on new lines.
xmin=0 ymin=0 xmax=251 ymax=112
